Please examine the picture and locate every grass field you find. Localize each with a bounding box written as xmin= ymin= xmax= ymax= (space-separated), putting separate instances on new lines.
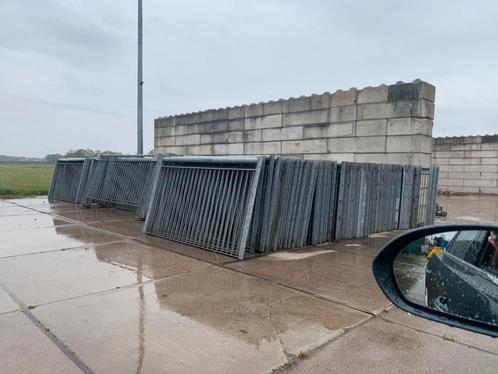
xmin=0 ymin=162 xmax=54 ymax=197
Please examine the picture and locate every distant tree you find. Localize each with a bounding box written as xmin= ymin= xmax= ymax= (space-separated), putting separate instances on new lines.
xmin=45 ymin=153 xmax=63 ymax=163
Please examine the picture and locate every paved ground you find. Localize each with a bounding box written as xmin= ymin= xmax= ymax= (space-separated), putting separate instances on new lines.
xmin=0 ymin=194 xmax=497 ymax=373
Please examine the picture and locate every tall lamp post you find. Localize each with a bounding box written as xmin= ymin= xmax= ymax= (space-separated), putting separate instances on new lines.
xmin=137 ymin=0 xmax=143 ymax=154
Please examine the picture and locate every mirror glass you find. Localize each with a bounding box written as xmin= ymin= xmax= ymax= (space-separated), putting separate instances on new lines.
xmin=394 ymin=229 xmax=498 ymax=327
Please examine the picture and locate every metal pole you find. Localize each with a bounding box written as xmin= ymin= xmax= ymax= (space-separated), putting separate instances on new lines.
xmin=137 ymin=0 xmax=143 ymax=155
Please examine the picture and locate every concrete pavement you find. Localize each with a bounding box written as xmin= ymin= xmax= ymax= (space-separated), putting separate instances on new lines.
xmin=0 ymin=195 xmax=497 ymax=373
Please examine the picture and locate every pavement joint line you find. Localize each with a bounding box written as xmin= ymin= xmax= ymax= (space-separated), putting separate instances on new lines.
xmin=14 ymin=268 xmax=206 ymax=311
xmin=0 ymin=239 xmax=129 ymax=260
xmin=129 ymin=234 xmax=385 ymax=316
xmin=378 ymin=313 xmax=498 ymax=357
xmin=272 ymin=314 xmax=377 ymax=373
xmin=6 ymin=201 xmax=387 ymax=318
xmin=0 ymin=281 xmax=94 ymax=374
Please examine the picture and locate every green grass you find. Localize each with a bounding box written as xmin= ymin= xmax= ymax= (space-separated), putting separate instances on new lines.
xmin=0 ymin=162 xmax=54 ymax=197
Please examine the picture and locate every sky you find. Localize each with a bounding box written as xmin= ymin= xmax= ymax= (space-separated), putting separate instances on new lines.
xmin=1 ymin=0 xmax=497 ymax=157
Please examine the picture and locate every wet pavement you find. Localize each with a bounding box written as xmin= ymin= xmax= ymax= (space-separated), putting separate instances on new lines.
xmin=1 ymin=195 xmax=497 ymax=373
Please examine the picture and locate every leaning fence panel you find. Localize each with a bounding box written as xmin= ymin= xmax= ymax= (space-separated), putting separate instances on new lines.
xmin=48 ymin=158 xmax=92 ymax=203
xmin=144 ymin=157 xmax=264 ymax=259
xmin=81 ymin=154 xmax=159 ymax=217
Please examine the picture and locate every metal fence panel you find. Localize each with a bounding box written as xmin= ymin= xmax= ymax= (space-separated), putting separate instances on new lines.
xmin=48 ymin=158 xmax=91 ymax=203
xmin=144 ymin=156 xmax=264 ymax=259
xmin=81 ymin=154 xmax=158 ymax=215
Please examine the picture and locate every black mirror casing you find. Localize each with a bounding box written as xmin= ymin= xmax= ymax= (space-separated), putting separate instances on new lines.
xmin=372 ymin=224 xmax=498 ymax=338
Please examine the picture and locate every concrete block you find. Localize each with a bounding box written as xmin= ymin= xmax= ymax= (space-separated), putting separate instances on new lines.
xmin=228 ymin=106 xmax=245 ymax=119
xmin=213 ymin=143 xmax=244 ymax=155
xmin=200 ymin=132 xmax=244 ymax=144
xmin=481 ymin=172 xmax=498 ymax=180
xmin=328 ymin=136 xmax=386 ymax=153
xmin=408 ymin=153 xmax=432 ymax=166
xmin=303 ymin=123 xmax=354 ymax=139
xmin=200 ymin=108 xmax=228 ymax=122
xmin=387 ymin=135 xmax=432 ymax=154
xmin=283 ymin=96 xmax=311 ymax=113
xmin=465 ymin=150 xmax=498 ymax=158
xmin=156 ymin=137 xmax=175 ymax=147
xmin=448 ymin=157 xmax=480 ymax=165
xmin=357 ymin=102 xmax=393 ymax=120
xmin=480 ymin=187 xmax=498 ymax=195
xmin=387 ymin=118 xmax=433 ymax=136
xmin=329 ymin=105 xmax=356 ymax=122
xmin=357 ymin=100 xmax=434 ymax=120
xmin=459 ymin=186 xmax=481 ymax=194
xmin=387 ymin=82 xmax=419 ymax=102
xmin=432 ymin=157 xmax=449 ymax=165
xmin=387 ymin=81 xmax=436 ymax=103
xmin=198 ymin=133 xmax=219 ymax=144
xmin=356 ymin=152 xmax=432 ymax=165
xmin=262 ymin=126 xmax=303 ymax=141
xmin=481 ymin=142 xmax=498 ymax=151
xmin=176 ymin=113 xmax=200 ymax=126
xmin=310 ymin=93 xmax=331 ymax=110
xmin=481 ymin=157 xmax=498 ymax=165
xmin=228 ymin=119 xmax=245 ymax=131
xmin=163 ymin=117 xmax=176 ymax=126
xmin=176 ymin=134 xmax=200 ymax=146
xmin=439 ymin=178 xmax=464 ymax=187
xmin=263 ymin=101 xmax=283 ymax=115
xmin=387 ymin=118 xmax=412 ymax=135
xmin=195 ymin=121 xmax=230 ymax=134
xmin=445 ymin=143 xmax=480 ymax=151
xmin=414 ymin=100 xmax=435 ymax=119
xmin=304 ymin=153 xmax=355 ymax=162
xmin=245 ymin=103 xmax=263 ymax=117
xmin=446 ymin=165 xmax=465 ymax=172
xmin=187 ymin=144 xmax=213 ymax=155
xmin=434 ymin=151 xmax=464 ymax=158
xmin=245 ymin=142 xmax=282 ymax=155
xmin=283 ymin=110 xmax=328 ymax=126
xmin=417 ymin=81 xmax=436 ymax=103
xmin=330 ymin=89 xmax=357 ymax=107
xmin=356 ymin=120 xmax=387 ymax=137
xmin=156 ymin=126 xmax=176 ymax=137
xmin=464 ymin=179 xmax=497 ymax=188
xmin=357 ymin=85 xmax=388 ymax=104
xmin=245 ymin=114 xmax=282 ymax=130
xmin=282 ymin=139 xmax=327 ymax=154
xmin=461 ymin=172 xmax=481 ymax=180
xmin=161 ymin=146 xmax=186 ymax=155
xmin=175 ymin=125 xmax=188 ymax=136
xmin=242 ymin=130 xmax=262 ymax=142
xmin=464 ymin=165 xmax=498 ymax=173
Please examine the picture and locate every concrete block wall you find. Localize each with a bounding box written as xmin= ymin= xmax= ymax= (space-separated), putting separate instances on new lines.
xmin=433 ymin=135 xmax=498 ymax=194
xmin=155 ymin=80 xmax=435 ymax=166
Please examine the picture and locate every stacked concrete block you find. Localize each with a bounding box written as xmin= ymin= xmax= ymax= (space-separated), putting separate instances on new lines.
xmin=433 ymin=135 xmax=498 ymax=194
xmin=155 ymin=80 xmax=435 ymax=166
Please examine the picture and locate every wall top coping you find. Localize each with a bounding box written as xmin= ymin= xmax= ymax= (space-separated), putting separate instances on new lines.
xmin=155 ymin=79 xmax=435 ymax=124
xmin=433 ymin=134 xmax=498 ymax=145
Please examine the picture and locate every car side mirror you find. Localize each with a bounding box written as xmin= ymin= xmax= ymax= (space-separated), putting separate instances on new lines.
xmin=372 ymin=224 xmax=498 ymax=337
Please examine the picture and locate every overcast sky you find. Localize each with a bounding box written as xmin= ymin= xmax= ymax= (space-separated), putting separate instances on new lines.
xmin=1 ymin=0 xmax=497 ymax=157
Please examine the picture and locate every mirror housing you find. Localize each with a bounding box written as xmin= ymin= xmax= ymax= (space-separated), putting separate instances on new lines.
xmin=373 ymin=224 xmax=498 ymax=337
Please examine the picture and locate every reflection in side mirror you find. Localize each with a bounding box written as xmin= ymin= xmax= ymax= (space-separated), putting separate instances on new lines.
xmin=394 ymin=229 xmax=498 ymax=327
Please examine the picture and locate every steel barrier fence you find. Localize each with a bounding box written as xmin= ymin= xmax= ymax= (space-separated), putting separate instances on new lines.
xmin=48 ymin=158 xmax=92 ymax=203
xmin=417 ymin=165 xmax=439 ymax=226
xmin=81 ymin=154 xmax=158 ymax=217
xmin=49 ymin=155 xmax=440 ymax=259
xmin=144 ymin=156 xmax=263 ymax=259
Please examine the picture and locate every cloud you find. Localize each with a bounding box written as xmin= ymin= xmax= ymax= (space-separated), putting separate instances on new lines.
xmin=1 ymin=0 xmax=498 ymax=157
